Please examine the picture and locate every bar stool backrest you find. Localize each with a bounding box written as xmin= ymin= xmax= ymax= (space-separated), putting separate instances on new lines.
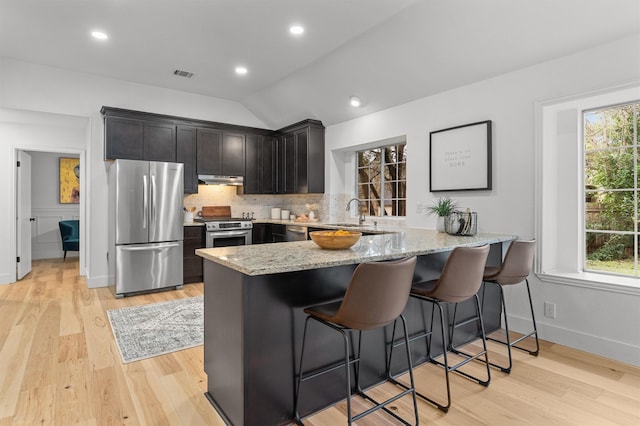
xmin=331 ymin=256 xmax=417 ymax=331
xmin=491 ymin=240 xmax=536 ymax=285
xmin=427 ymin=245 xmax=490 ymax=303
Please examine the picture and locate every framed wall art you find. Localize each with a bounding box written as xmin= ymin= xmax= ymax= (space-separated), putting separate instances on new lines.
xmin=429 ymin=120 xmax=492 ymax=192
xmin=59 ymin=157 xmax=80 ymax=204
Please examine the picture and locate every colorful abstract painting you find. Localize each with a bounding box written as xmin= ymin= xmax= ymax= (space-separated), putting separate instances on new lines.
xmin=59 ymin=157 xmax=80 ymax=204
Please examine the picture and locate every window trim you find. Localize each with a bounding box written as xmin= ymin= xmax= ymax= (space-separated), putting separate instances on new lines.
xmin=535 ymin=83 xmax=640 ymax=292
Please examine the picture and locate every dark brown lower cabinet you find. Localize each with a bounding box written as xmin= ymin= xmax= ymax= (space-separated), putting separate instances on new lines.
xmin=183 ymin=226 xmax=205 ymax=284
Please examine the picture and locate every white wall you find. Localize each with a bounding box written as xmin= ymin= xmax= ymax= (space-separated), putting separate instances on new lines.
xmin=0 ymin=57 xmax=269 ymax=286
xmin=30 ymin=151 xmax=80 ymax=260
xmin=325 ymin=34 xmax=640 ymax=365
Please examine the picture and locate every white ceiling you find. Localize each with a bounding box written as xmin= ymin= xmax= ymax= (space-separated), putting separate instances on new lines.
xmin=1 ymin=0 xmax=639 ymax=129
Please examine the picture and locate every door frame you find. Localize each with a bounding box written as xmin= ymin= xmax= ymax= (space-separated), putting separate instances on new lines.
xmin=13 ymin=147 xmax=86 ymax=282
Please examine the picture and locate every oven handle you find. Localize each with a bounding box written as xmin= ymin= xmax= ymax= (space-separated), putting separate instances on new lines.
xmin=208 ymin=230 xmax=251 ymax=238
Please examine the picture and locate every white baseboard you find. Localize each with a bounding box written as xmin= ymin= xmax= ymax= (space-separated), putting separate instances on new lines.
xmin=0 ymin=273 xmax=14 ymax=285
xmin=508 ymin=314 xmax=640 ymax=367
xmin=85 ymin=274 xmax=110 ymax=289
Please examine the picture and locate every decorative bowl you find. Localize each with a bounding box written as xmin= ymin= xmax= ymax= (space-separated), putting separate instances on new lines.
xmin=309 ymin=230 xmax=362 ymax=250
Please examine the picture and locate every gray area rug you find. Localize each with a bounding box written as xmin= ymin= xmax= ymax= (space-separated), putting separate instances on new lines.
xmin=107 ymin=296 xmax=204 ymax=363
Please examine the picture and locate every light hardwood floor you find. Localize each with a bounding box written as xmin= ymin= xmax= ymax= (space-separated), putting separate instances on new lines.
xmin=0 ymin=259 xmax=638 ymax=425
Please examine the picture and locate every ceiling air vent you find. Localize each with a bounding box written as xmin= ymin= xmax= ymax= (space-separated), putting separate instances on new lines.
xmin=173 ymin=69 xmax=194 ymax=78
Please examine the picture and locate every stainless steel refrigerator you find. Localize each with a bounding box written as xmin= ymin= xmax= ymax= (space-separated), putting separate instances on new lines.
xmin=108 ymin=159 xmax=184 ymax=297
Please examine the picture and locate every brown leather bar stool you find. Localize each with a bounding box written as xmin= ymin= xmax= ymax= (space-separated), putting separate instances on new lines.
xmin=391 ymin=245 xmax=491 ymax=413
xmin=482 ymin=239 xmax=539 ymax=373
xmin=294 ymin=257 xmax=419 ymax=425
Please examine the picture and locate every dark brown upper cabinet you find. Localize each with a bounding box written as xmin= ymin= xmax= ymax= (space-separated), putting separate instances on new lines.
xmin=102 ymin=107 xmax=324 ymax=195
xmin=104 ymin=114 xmax=175 ymax=162
xmin=244 ymin=134 xmax=277 ymax=194
xmin=176 ymin=125 xmax=198 ymax=194
xmin=196 ymin=128 xmax=222 ymax=175
xmin=196 ymin=130 xmax=245 ymax=177
xmin=277 ymin=120 xmax=324 ymax=194
xmin=222 ymin=132 xmax=245 ymax=176
xmin=144 ymin=121 xmax=176 ymax=162
xmin=104 ymin=116 xmax=144 ymax=160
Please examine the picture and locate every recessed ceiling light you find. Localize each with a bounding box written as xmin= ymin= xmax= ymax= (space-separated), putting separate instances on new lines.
xmin=91 ymin=31 xmax=108 ymax=40
xmin=235 ymin=66 xmax=248 ymax=75
xmin=350 ymin=96 xmax=362 ymax=107
xmin=289 ymin=25 xmax=304 ymax=35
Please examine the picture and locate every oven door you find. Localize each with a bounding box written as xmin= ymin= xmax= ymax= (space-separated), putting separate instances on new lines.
xmin=206 ymin=229 xmax=252 ymax=247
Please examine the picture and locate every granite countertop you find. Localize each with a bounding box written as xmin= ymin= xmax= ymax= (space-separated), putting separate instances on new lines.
xmin=253 ymin=218 xmax=395 ymax=234
xmin=196 ymin=229 xmax=516 ymax=276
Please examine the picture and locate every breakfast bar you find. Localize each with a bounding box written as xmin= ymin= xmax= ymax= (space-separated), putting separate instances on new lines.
xmin=196 ymin=230 xmax=516 ymax=425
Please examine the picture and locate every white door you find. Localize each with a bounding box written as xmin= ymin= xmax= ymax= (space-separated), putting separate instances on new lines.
xmin=17 ymin=151 xmax=32 ymax=280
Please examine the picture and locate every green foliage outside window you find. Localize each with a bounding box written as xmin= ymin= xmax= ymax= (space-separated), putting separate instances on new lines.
xmin=584 ymin=102 xmax=639 ymax=275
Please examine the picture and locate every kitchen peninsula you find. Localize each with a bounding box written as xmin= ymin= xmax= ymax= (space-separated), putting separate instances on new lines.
xmin=196 ymin=229 xmax=515 ymax=425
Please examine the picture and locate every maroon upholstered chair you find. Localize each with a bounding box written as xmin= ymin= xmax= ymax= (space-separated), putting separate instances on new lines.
xmin=483 ymin=239 xmax=539 ymax=373
xmin=294 ymin=256 xmax=419 ymax=425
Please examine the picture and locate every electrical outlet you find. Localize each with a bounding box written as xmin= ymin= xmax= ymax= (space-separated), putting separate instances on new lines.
xmin=544 ymin=301 xmax=556 ymax=319
xmin=416 ymin=202 xmax=423 ymax=213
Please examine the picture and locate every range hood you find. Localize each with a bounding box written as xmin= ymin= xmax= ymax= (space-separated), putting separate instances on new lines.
xmin=198 ymin=175 xmax=244 ymax=186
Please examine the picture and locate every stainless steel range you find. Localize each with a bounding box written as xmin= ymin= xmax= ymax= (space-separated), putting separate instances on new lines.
xmin=198 ymin=218 xmax=252 ymax=247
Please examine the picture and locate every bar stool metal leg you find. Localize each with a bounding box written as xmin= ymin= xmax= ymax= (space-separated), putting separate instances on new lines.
xmin=296 ymin=315 xmax=419 ymax=425
xmin=485 ymin=279 xmax=540 ymax=373
xmin=448 ymin=295 xmax=491 ymax=386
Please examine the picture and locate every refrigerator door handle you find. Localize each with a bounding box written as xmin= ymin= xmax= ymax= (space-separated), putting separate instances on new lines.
xmin=119 ymin=243 xmax=180 ymax=252
xmin=151 ymin=174 xmax=157 ymax=231
xmin=142 ymin=174 xmax=148 ymax=229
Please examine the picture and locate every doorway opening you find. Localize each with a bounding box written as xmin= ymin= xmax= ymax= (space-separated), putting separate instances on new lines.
xmin=15 ymin=148 xmax=85 ymax=281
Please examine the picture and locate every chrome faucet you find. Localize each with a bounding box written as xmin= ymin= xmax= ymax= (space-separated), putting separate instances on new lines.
xmin=346 ymin=198 xmax=365 ymax=225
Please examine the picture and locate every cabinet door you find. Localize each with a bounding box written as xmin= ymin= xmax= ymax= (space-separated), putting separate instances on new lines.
xmin=183 ymin=226 xmax=204 ymax=284
xmin=245 ymin=134 xmax=277 ymax=194
xmin=280 ymin=132 xmax=296 ymax=194
xmin=294 ymin=128 xmax=308 ymax=193
xmin=222 ymin=132 xmax=245 ymax=176
xmin=196 ymin=128 xmax=222 ymax=175
xmin=262 ymin=136 xmax=277 ymax=193
xmin=251 ymin=223 xmax=266 ymax=244
xmin=244 ymin=134 xmax=261 ymax=194
xmin=144 ymin=122 xmax=176 ymax=162
xmin=177 ymin=125 xmax=198 ymax=194
xmin=307 ymin=124 xmax=325 ymax=193
xmin=105 ymin=116 xmax=144 ymax=160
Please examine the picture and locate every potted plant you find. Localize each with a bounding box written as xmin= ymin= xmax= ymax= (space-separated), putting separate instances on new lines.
xmin=427 ymin=196 xmax=458 ymax=232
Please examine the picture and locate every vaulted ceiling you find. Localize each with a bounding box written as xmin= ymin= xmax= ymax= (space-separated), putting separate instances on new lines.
xmin=1 ymin=0 xmax=639 ymax=129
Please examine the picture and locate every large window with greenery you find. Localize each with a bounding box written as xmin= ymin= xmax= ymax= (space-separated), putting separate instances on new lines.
xmin=584 ymin=101 xmax=639 ymax=277
xmin=356 ymin=144 xmax=406 ymax=217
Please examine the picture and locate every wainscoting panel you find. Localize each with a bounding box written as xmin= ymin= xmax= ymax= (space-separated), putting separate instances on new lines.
xmin=32 ymin=208 xmax=79 ymax=260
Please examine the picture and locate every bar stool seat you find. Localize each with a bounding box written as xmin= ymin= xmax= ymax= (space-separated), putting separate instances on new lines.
xmin=482 ymin=239 xmax=539 ymax=373
xmin=294 ymin=256 xmax=419 ymax=425
xmin=391 ymin=245 xmax=491 ymax=413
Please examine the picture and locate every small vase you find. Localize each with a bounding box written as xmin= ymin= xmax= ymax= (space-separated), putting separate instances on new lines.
xmin=436 ymin=216 xmax=446 ymax=233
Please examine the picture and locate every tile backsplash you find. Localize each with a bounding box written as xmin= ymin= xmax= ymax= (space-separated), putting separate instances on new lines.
xmin=184 ymin=185 xmax=327 ymax=220
xmin=183 ymin=186 xmax=406 ymax=227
